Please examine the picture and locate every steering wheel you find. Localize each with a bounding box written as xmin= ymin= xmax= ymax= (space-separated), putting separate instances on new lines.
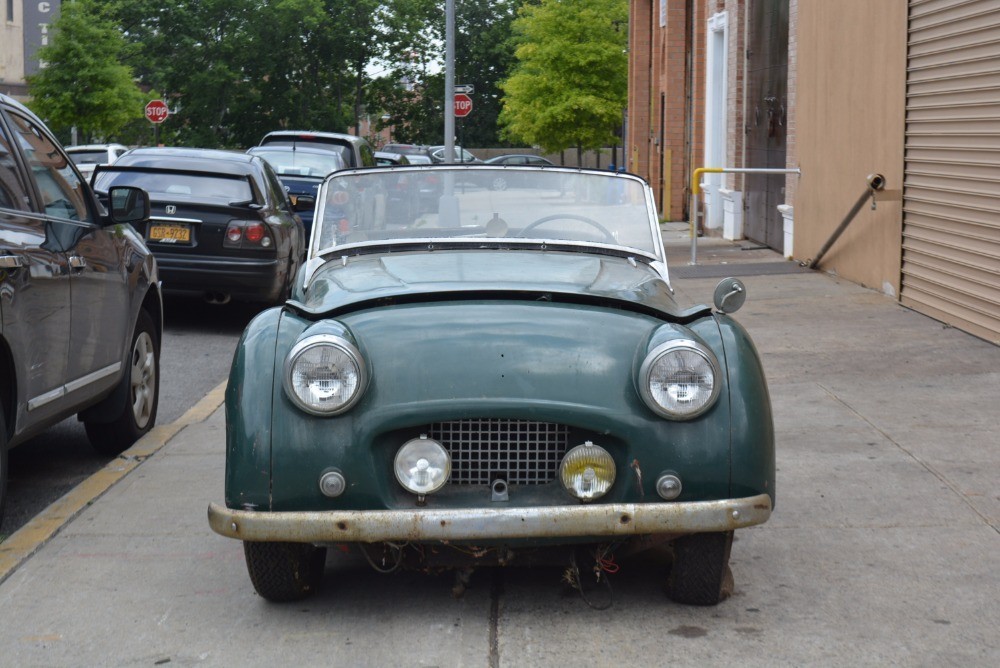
xmin=516 ymin=214 xmax=616 ymax=244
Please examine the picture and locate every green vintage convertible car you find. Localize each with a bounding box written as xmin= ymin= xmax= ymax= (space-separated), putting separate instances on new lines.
xmin=208 ymin=164 xmax=774 ymax=606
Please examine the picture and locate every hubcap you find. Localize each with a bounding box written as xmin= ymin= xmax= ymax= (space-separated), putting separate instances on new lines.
xmin=130 ymin=332 xmax=156 ymax=428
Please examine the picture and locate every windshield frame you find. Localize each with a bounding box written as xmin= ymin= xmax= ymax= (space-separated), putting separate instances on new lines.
xmin=308 ymin=165 xmax=665 ymax=266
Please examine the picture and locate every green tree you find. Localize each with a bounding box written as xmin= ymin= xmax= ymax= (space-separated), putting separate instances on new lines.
xmin=499 ymin=0 xmax=628 ymax=154
xmin=371 ymin=0 xmax=518 ymax=148
xmin=107 ymin=0 xmax=439 ymax=148
xmin=454 ymin=0 xmax=518 ymax=147
xmin=26 ymin=0 xmax=145 ymax=143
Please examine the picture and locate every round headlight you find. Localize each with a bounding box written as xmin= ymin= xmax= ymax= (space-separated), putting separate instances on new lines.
xmin=639 ymin=339 xmax=720 ymax=419
xmin=394 ymin=436 xmax=451 ymax=496
xmin=284 ymin=335 xmax=367 ymax=416
xmin=559 ymin=441 xmax=616 ymax=501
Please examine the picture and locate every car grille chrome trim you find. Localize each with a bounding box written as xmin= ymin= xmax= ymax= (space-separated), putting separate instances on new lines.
xmin=427 ymin=419 xmax=570 ymax=485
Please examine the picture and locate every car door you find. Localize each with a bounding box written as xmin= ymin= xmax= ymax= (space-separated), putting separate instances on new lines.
xmin=5 ymin=109 xmax=128 ymax=408
xmin=0 ymin=106 xmax=73 ymax=436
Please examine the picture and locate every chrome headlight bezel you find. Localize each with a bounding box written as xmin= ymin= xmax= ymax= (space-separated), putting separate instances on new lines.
xmin=638 ymin=339 xmax=721 ymax=420
xmin=283 ymin=334 xmax=368 ymax=416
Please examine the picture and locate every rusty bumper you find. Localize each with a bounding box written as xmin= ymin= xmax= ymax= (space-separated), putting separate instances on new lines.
xmin=208 ymin=494 xmax=772 ymax=544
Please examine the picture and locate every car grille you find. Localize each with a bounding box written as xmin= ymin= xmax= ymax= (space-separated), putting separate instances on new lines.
xmin=427 ymin=419 xmax=570 ymax=485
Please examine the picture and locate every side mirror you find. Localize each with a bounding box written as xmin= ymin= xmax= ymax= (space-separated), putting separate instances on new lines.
xmin=108 ymin=186 xmax=150 ymax=225
xmin=293 ymin=195 xmax=316 ymax=212
xmin=713 ymin=277 xmax=747 ymax=314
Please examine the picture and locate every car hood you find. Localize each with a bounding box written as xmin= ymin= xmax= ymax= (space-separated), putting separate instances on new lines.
xmin=297 ymin=250 xmax=704 ymax=321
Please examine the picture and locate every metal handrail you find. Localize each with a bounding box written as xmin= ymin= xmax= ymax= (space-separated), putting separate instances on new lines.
xmin=688 ymin=167 xmax=802 ymax=264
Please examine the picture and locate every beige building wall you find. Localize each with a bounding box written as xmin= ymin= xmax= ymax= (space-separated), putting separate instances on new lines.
xmin=793 ymin=0 xmax=908 ymax=295
xmin=1 ymin=1 xmax=25 ymax=95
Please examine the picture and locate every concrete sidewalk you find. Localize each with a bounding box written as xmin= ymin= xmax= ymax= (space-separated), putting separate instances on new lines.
xmin=0 ymin=237 xmax=997 ymax=666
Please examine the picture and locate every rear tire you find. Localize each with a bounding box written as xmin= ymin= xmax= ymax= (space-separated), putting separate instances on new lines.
xmin=84 ymin=310 xmax=159 ymax=456
xmin=665 ymin=531 xmax=734 ymax=606
xmin=243 ymin=541 xmax=327 ymax=602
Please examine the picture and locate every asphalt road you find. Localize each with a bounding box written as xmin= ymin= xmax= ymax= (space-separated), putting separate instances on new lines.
xmin=0 ymin=296 xmax=261 ymax=538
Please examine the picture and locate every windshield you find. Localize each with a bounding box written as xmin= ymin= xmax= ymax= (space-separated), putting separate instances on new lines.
xmin=94 ymin=169 xmax=253 ymax=204
xmin=312 ymin=167 xmax=660 ymax=258
xmin=251 ymin=149 xmax=345 ymax=178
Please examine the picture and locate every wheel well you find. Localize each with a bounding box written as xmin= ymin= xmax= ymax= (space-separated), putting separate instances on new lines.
xmin=141 ymin=286 xmax=164 ymax=347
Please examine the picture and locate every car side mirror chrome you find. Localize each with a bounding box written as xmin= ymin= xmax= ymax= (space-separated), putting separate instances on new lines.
xmin=293 ymin=195 xmax=316 ymax=212
xmin=713 ymin=277 xmax=747 ymax=314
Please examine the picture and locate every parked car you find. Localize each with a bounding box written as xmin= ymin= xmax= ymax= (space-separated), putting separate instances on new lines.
xmin=0 ymin=94 xmax=162 ymax=523
xmin=65 ymin=143 xmax=129 ymax=181
xmin=429 ymin=145 xmax=482 ymax=163
xmin=93 ymin=148 xmax=306 ymax=305
xmin=481 ymin=154 xmax=558 ymax=191
xmin=209 ymin=164 xmax=775 ymax=606
xmin=247 ymin=145 xmax=346 ymax=237
xmin=373 ymin=151 xmax=411 ymax=166
xmin=258 ymin=131 xmax=376 ymax=169
xmin=381 ymin=144 xmax=436 ymax=162
xmin=484 ymin=153 xmax=555 ymax=167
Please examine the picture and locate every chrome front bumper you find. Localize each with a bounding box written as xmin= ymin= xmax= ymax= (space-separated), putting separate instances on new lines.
xmin=208 ymin=494 xmax=772 ymax=543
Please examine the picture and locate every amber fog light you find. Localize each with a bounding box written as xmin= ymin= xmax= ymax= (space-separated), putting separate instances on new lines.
xmin=559 ymin=441 xmax=615 ymax=501
xmin=656 ymin=473 xmax=682 ymax=500
xmin=394 ymin=435 xmax=451 ymax=496
xmin=319 ymin=469 xmax=347 ymax=498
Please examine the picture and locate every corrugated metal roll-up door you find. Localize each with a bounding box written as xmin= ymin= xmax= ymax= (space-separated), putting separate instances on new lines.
xmin=904 ymin=0 xmax=1000 ymax=344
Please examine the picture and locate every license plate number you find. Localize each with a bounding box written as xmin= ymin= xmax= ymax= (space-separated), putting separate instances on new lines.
xmin=149 ymin=224 xmax=191 ymax=243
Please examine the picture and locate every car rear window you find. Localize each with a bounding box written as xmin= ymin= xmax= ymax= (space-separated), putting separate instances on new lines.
xmin=67 ymin=150 xmax=108 ymax=164
xmin=95 ymin=170 xmax=253 ymax=204
xmin=261 ymin=139 xmax=354 ymax=167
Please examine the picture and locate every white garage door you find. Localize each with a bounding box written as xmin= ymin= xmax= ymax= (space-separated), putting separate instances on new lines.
xmin=904 ymin=0 xmax=1000 ymax=344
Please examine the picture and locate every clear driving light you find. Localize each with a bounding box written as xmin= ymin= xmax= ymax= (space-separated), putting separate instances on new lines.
xmin=559 ymin=441 xmax=616 ymax=501
xmin=284 ymin=335 xmax=367 ymax=416
xmin=394 ymin=436 xmax=451 ymax=496
xmin=639 ymin=339 xmax=720 ymax=419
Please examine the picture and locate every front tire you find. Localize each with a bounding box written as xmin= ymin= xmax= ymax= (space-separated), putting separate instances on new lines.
xmin=666 ymin=531 xmax=734 ymax=606
xmin=84 ymin=310 xmax=159 ymax=456
xmin=244 ymin=541 xmax=327 ymax=602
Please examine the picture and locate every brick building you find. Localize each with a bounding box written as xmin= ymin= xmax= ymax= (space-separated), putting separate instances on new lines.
xmin=628 ymin=0 xmax=1000 ymax=344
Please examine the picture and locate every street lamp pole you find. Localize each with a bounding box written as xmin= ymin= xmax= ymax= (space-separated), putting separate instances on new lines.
xmin=444 ymin=0 xmax=455 ymax=162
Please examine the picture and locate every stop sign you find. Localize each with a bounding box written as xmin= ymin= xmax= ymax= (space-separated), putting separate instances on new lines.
xmin=454 ymin=93 xmax=473 ymax=118
xmin=145 ymin=100 xmax=169 ymax=124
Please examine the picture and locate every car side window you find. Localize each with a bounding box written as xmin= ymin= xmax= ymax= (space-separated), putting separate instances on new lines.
xmin=0 ymin=117 xmax=32 ymax=211
xmin=7 ymin=111 xmax=92 ymax=223
xmin=263 ymin=164 xmax=292 ymax=211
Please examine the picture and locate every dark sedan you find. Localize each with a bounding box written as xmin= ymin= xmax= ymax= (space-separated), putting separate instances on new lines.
xmin=484 ymin=153 xmax=555 ymax=166
xmin=94 ymin=148 xmax=306 ymax=305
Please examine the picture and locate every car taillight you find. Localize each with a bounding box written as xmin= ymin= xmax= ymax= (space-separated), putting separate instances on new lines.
xmin=244 ymin=223 xmax=266 ymax=244
xmin=224 ymin=220 xmax=274 ymax=249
